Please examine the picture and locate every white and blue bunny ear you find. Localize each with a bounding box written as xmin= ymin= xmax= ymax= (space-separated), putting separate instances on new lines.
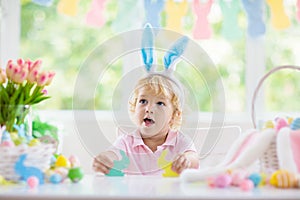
xmin=141 ymin=23 xmax=156 ymax=72
xmin=163 ymin=36 xmax=189 ymax=74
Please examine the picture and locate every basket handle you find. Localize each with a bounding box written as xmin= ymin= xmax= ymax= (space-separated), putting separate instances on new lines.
xmin=251 ymin=65 xmax=300 ymax=128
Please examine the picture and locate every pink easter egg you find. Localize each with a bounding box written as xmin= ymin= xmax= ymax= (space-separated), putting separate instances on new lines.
xmin=1 ymin=141 xmax=15 ymax=147
xmin=240 ymin=179 xmax=254 ymax=191
xmin=206 ymin=177 xmax=215 ymax=188
xmin=275 ymin=118 xmax=288 ymax=132
xmin=27 ymin=176 xmax=39 ymax=189
xmin=231 ymin=170 xmax=247 ymax=186
xmin=214 ymin=174 xmax=232 ymax=188
xmin=69 ymin=155 xmax=80 ymax=167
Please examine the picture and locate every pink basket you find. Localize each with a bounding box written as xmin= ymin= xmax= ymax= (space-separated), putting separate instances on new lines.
xmin=251 ymin=65 xmax=300 ymax=174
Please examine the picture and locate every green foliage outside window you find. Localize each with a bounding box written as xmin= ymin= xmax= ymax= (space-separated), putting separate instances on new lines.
xmin=20 ymin=1 xmax=300 ymax=112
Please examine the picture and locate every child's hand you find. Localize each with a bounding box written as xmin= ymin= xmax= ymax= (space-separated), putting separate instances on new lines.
xmin=93 ymin=151 xmax=116 ymax=174
xmin=171 ymin=151 xmax=200 ymax=174
xmin=171 ymin=154 xmax=191 ymax=174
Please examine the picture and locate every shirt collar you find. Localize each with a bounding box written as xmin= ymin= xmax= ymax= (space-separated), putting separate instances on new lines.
xmin=132 ymin=129 xmax=177 ymax=148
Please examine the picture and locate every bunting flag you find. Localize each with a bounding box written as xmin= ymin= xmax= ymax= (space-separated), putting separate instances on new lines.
xmin=219 ymin=0 xmax=243 ymax=40
xmin=297 ymin=0 xmax=300 ymax=22
xmin=143 ymin=0 xmax=165 ymax=28
xmin=111 ymin=0 xmax=143 ymax=32
xmin=32 ymin=0 xmax=53 ymax=7
xmin=85 ymin=0 xmax=106 ymax=27
xmin=165 ymin=0 xmax=188 ymax=33
xmin=266 ymin=0 xmax=290 ymax=30
xmin=192 ymin=0 xmax=213 ymax=40
xmin=241 ymin=0 xmax=265 ymax=38
xmin=57 ymin=0 xmax=79 ymax=17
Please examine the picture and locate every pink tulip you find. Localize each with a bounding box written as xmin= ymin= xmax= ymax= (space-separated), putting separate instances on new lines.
xmin=27 ymin=60 xmax=42 ymax=83
xmin=27 ymin=68 xmax=39 ymax=83
xmin=45 ymin=71 xmax=55 ymax=86
xmin=29 ymin=60 xmax=42 ymax=72
xmin=17 ymin=58 xmax=25 ymax=66
xmin=6 ymin=60 xmax=14 ymax=79
xmin=0 ymin=68 xmax=7 ymax=84
xmin=37 ymin=71 xmax=48 ymax=86
xmin=11 ymin=64 xmax=28 ymax=84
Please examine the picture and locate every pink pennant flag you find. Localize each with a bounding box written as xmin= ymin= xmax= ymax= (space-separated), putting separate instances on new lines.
xmin=85 ymin=0 xmax=106 ymax=27
xmin=192 ymin=0 xmax=213 ymax=40
xmin=297 ymin=0 xmax=300 ymax=22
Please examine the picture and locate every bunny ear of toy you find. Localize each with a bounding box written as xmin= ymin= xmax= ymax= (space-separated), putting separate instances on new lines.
xmin=163 ymin=36 xmax=189 ymax=73
xmin=141 ymin=23 xmax=155 ymax=72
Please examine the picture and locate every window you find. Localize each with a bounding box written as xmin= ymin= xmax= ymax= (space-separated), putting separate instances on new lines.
xmin=2 ymin=0 xmax=300 ymax=115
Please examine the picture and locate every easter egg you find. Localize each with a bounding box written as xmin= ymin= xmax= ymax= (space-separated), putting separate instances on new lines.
xmin=28 ymin=139 xmax=41 ymax=146
xmin=263 ymin=120 xmax=274 ymax=129
xmin=214 ymin=174 xmax=232 ymax=188
xmin=69 ymin=155 xmax=80 ymax=167
xmin=68 ymin=167 xmax=84 ymax=183
xmin=248 ymin=173 xmax=262 ymax=187
xmin=1 ymin=140 xmax=15 ymax=147
xmin=55 ymin=155 xmax=70 ymax=168
xmin=49 ymin=173 xmax=62 ymax=184
xmin=287 ymin=117 xmax=294 ymax=125
xmin=27 ymin=176 xmax=39 ymax=189
xmin=240 ymin=179 xmax=254 ymax=191
xmin=54 ymin=167 xmax=69 ymax=179
xmin=290 ymin=118 xmax=300 ymax=130
xmin=270 ymin=170 xmax=297 ymax=188
xmin=275 ymin=118 xmax=288 ymax=131
xmin=231 ymin=170 xmax=247 ymax=186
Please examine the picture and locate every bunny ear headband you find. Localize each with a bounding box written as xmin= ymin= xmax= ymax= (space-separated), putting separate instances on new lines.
xmin=141 ymin=23 xmax=189 ymax=105
xmin=141 ymin=23 xmax=189 ymax=74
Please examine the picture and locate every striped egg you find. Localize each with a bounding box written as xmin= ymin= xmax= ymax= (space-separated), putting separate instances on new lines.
xmin=270 ymin=170 xmax=298 ymax=188
xmin=290 ymin=118 xmax=300 ymax=130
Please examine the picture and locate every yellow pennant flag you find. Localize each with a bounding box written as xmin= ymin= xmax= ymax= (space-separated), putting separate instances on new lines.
xmin=57 ymin=0 xmax=79 ymax=16
xmin=266 ymin=0 xmax=290 ymax=30
xmin=165 ymin=0 xmax=188 ymax=33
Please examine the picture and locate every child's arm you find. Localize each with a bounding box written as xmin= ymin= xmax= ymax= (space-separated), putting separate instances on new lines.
xmin=93 ymin=151 xmax=118 ymax=174
xmin=172 ymin=151 xmax=199 ymax=174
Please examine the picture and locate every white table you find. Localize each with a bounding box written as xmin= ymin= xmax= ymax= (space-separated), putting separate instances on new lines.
xmin=1 ymin=174 xmax=300 ymax=200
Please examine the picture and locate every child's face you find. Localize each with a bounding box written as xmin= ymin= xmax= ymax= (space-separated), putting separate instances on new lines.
xmin=133 ymin=87 xmax=174 ymax=137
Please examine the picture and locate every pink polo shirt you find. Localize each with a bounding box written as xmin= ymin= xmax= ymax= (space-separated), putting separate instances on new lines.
xmin=108 ymin=129 xmax=197 ymax=175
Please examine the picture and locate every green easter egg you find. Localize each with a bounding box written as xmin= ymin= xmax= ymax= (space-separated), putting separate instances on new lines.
xmin=68 ymin=167 xmax=84 ymax=183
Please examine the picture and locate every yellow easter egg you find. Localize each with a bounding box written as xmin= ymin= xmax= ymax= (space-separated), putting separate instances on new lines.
xmin=270 ymin=170 xmax=297 ymax=188
xmin=28 ymin=139 xmax=41 ymax=146
xmin=0 ymin=175 xmax=5 ymax=184
xmin=55 ymin=155 xmax=70 ymax=168
xmin=264 ymin=120 xmax=274 ymax=129
xmin=287 ymin=117 xmax=294 ymax=125
xmin=258 ymin=172 xmax=267 ymax=186
xmin=10 ymin=132 xmax=19 ymax=141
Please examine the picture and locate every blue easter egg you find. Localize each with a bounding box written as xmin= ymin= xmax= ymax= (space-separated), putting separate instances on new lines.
xmin=290 ymin=118 xmax=300 ymax=130
xmin=49 ymin=174 xmax=62 ymax=184
xmin=248 ymin=173 xmax=262 ymax=187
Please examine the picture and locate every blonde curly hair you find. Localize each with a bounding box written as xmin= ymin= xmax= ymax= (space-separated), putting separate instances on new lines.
xmin=128 ymin=74 xmax=183 ymax=131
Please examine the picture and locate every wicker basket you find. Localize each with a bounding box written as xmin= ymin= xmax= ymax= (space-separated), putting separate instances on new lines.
xmin=0 ymin=143 xmax=55 ymax=181
xmin=251 ymin=65 xmax=300 ymax=174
